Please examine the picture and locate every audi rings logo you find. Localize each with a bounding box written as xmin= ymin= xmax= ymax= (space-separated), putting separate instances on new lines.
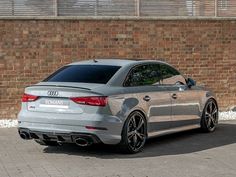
xmin=47 ymin=90 xmax=59 ymax=97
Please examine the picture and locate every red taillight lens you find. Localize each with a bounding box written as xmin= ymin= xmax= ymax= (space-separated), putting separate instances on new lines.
xmin=21 ymin=93 xmax=39 ymax=102
xmin=70 ymin=96 xmax=108 ymax=107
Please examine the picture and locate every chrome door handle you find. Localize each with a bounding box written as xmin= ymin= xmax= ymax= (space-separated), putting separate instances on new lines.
xmin=172 ymin=93 xmax=177 ymax=99
xmin=143 ymin=95 xmax=151 ymax=102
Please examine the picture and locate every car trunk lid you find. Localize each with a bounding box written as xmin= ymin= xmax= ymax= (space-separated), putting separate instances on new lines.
xmin=24 ymin=82 xmax=104 ymax=114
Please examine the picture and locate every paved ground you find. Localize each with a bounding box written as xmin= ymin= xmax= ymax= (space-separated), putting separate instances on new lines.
xmin=0 ymin=121 xmax=235 ymax=177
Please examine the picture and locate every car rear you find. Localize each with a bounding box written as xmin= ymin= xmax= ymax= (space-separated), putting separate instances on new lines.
xmin=18 ymin=63 xmax=123 ymax=145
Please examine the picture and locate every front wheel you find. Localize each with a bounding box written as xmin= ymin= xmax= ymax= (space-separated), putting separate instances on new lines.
xmin=119 ymin=111 xmax=147 ymax=154
xmin=201 ymin=99 xmax=218 ymax=132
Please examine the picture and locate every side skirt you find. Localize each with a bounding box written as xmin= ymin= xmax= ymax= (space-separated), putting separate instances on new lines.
xmin=148 ymin=124 xmax=201 ymax=139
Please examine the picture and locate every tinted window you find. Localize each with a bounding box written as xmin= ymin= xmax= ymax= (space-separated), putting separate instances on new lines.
xmin=124 ymin=64 xmax=162 ymax=87
xmin=44 ymin=65 xmax=121 ymax=84
xmin=160 ymin=64 xmax=186 ymax=85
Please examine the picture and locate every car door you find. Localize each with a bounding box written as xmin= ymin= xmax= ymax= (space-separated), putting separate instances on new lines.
xmin=160 ymin=64 xmax=201 ymax=128
xmin=124 ymin=63 xmax=172 ymax=133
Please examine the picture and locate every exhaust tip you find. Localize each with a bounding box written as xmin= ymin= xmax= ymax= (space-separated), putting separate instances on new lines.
xmin=19 ymin=132 xmax=30 ymax=140
xmin=75 ymin=138 xmax=91 ymax=147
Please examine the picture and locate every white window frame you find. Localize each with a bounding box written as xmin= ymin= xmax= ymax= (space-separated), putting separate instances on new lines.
xmin=219 ymin=0 xmax=228 ymax=10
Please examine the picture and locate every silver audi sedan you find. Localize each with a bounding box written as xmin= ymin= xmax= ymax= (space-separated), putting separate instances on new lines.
xmin=18 ymin=59 xmax=218 ymax=153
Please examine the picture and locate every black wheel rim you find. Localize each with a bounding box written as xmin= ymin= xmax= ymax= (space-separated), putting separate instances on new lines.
xmin=127 ymin=113 xmax=146 ymax=151
xmin=205 ymin=101 xmax=218 ymax=129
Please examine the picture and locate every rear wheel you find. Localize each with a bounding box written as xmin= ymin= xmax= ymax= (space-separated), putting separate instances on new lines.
xmin=119 ymin=111 xmax=147 ymax=154
xmin=201 ymin=99 xmax=218 ymax=132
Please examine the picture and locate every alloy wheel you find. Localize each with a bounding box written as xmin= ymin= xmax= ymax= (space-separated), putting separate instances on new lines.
xmin=205 ymin=100 xmax=218 ymax=130
xmin=127 ymin=113 xmax=146 ymax=152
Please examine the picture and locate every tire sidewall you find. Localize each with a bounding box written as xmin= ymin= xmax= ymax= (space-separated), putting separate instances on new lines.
xmin=121 ymin=111 xmax=147 ymax=153
xmin=201 ymin=99 xmax=218 ymax=132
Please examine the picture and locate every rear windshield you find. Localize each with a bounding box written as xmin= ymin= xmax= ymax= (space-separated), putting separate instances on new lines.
xmin=44 ymin=65 xmax=121 ymax=84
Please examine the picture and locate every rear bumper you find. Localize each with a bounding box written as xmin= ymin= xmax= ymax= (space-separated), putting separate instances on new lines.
xmin=17 ymin=111 xmax=123 ymax=145
xmin=18 ymin=127 xmax=102 ymax=144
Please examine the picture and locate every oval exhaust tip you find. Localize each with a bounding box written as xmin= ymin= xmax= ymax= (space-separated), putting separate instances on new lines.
xmin=75 ymin=138 xmax=91 ymax=147
xmin=20 ymin=132 xmax=30 ymax=140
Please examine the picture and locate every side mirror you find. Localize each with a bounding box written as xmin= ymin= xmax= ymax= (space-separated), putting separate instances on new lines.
xmin=187 ymin=78 xmax=196 ymax=88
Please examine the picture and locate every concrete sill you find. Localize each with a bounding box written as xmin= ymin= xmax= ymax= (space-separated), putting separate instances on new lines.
xmin=0 ymin=16 xmax=236 ymax=21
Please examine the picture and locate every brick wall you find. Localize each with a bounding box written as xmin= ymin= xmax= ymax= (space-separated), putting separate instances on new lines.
xmin=0 ymin=19 xmax=236 ymax=119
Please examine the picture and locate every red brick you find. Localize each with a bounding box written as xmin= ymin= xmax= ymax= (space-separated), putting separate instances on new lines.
xmin=0 ymin=19 xmax=235 ymax=119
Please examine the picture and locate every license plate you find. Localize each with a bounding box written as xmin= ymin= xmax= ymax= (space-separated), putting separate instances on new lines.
xmin=39 ymin=99 xmax=69 ymax=109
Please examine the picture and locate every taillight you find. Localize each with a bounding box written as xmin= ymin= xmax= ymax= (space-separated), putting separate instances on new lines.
xmin=21 ymin=93 xmax=39 ymax=102
xmin=70 ymin=96 xmax=108 ymax=107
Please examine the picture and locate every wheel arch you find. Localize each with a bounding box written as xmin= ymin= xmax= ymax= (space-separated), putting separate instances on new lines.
xmin=125 ymin=107 xmax=148 ymax=123
xmin=200 ymin=92 xmax=218 ymax=114
xmin=203 ymin=97 xmax=218 ymax=111
xmin=122 ymin=108 xmax=148 ymax=136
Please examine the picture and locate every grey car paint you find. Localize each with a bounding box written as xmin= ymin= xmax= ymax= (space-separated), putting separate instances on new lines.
xmin=18 ymin=59 xmax=216 ymax=145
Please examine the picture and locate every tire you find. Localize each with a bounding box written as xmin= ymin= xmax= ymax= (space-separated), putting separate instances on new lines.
xmin=200 ymin=99 xmax=218 ymax=132
xmin=119 ymin=111 xmax=147 ymax=154
xmin=35 ymin=139 xmax=60 ymax=146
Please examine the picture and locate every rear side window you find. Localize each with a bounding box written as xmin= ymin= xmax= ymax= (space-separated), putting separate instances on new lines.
xmin=44 ymin=65 xmax=121 ymax=84
xmin=124 ymin=64 xmax=162 ymax=87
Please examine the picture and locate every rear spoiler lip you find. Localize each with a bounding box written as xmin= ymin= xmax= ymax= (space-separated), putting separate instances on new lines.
xmin=27 ymin=85 xmax=91 ymax=91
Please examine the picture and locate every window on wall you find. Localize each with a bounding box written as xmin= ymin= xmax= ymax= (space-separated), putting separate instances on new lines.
xmin=186 ymin=0 xmax=196 ymax=16
xmin=219 ymin=0 xmax=228 ymax=10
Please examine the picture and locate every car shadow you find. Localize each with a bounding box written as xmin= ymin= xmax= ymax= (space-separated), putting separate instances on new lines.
xmin=43 ymin=122 xmax=236 ymax=159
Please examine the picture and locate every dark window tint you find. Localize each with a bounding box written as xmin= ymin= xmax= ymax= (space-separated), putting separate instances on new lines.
xmin=44 ymin=65 xmax=121 ymax=84
xmin=124 ymin=64 xmax=162 ymax=87
xmin=160 ymin=64 xmax=186 ymax=85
